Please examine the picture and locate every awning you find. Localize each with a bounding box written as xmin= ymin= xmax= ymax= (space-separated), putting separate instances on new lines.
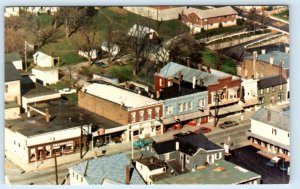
xmin=210 ymin=104 xmax=243 ymax=116
xmin=163 ymin=109 xmax=210 ymax=125
xmin=241 ymin=99 xmax=258 ymax=108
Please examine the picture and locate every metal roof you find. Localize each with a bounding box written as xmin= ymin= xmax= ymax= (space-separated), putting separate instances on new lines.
xmin=244 ymin=51 xmax=289 ymax=69
xmin=184 ymin=6 xmax=237 ymax=19
xmin=85 ymin=83 xmax=160 ymax=109
xmin=250 ymin=107 xmax=290 ymax=132
xmin=69 ymin=153 xmax=145 ymax=185
xmin=157 ymin=62 xmax=239 ymax=87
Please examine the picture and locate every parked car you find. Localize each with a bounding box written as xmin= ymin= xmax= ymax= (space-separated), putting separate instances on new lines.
xmin=194 ymin=127 xmax=212 ymax=134
xmin=58 ymin=88 xmax=77 ymax=95
xmin=279 ymin=163 xmax=289 ymax=171
xmin=266 ymin=156 xmax=282 ymax=167
xmin=133 ymin=138 xmax=154 ymax=149
xmin=93 ymin=61 xmax=108 ymax=68
xmin=219 ymin=121 xmax=239 ymax=129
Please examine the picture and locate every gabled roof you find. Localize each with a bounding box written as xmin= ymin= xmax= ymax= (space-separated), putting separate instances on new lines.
xmin=152 ymin=140 xmax=176 ymax=155
xmin=184 ymin=6 xmax=237 ymax=19
xmin=257 ymin=75 xmax=287 ymax=89
xmin=5 ymin=52 xmax=22 ymax=62
xmin=244 ymin=51 xmax=289 ymax=69
xmin=5 ymin=61 xmax=21 ymax=82
xmin=33 ymin=51 xmax=53 ymax=60
xmin=251 ymin=107 xmax=290 ymax=132
xmin=157 ymin=62 xmax=239 ymax=87
xmin=69 ymin=153 xmax=145 ymax=185
xmin=128 ymin=24 xmax=158 ymax=38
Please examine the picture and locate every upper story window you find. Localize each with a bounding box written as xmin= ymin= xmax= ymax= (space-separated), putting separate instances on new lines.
xmin=155 ymin=107 xmax=160 ymax=119
xmin=279 ymin=84 xmax=283 ymax=91
xmin=272 ymin=128 xmax=277 ymax=135
xmin=199 ymin=99 xmax=205 ymax=107
xmin=224 ymin=16 xmax=228 ymax=18
xmin=139 ymin=111 xmax=144 ymax=121
xmin=184 ymin=102 xmax=188 ymax=111
xmin=178 ymin=103 xmax=183 ymax=112
xmin=131 ymin=112 xmax=136 ymax=123
xmin=165 ymin=106 xmax=173 ymax=115
xmin=272 ymin=86 xmax=276 ymax=92
xmin=159 ymin=78 xmax=163 ymax=87
xmin=188 ymin=101 xmax=193 ymax=110
xmin=260 ymin=89 xmax=264 ymax=95
xmin=147 ymin=109 xmax=152 ymax=120
xmin=266 ymin=88 xmax=270 ymax=94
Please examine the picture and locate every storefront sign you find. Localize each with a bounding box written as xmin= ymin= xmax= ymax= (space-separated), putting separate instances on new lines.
xmin=53 ymin=140 xmax=74 ymax=147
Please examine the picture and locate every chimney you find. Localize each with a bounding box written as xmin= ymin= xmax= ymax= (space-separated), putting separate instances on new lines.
xmin=192 ymin=76 xmax=196 ymax=89
xmin=125 ymin=165 xmax=131 ymax=185
xmin=175 ymin=141 xmax=179 ymax=151
xmin=261 ymin=49 xmax=266 ymax=54
xmin=156 ymin=90 xmax=160 ymax=99
xmin=27 ymin=106 xmax=31 ymax=118
xmin=197 ymin=64 xmax=202 ymax=70
xmin=125 ymin=81 xmax=129 ymax=89
xmin=285 ymin=47 xmax=289 ymax=54
xmin=270 ymin=54 xmax=274 ymax=65
xmin=45 ymin=109 xmax=50 ymax=122
xmin=178 ymin=71 xmax=182 ymax=81
xmin=267 ymin=111 xmax=271 ymax=122
xmin=252 ymin=51 xmax=257 ymax=79
xmin=157 ymin=67 xmax=161 ymax=73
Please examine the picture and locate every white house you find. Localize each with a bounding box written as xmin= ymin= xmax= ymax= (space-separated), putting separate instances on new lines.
xmin=128 ymin=24 xmax=159 ymax=40
xmin=240 ymin=79 xmax=259 ymax=111
xmin=248 ymin=107 xmax=290 ymax=160
xmin=32 ymin=67 xmax=59 ymax=86
xmin=68 ymin=153 xmax=145 ymax=185
xmin=135 ymin=157 xmax=167 ymax=184
xmin=101 ymin=42 xmax=120 ymax=56
xmin=33 ymin=51 xmax=56 ymax=68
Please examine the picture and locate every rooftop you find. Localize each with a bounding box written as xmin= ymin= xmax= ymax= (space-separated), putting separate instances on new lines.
xmin=154 ymin=160 xmax=261 ymax=184
xmin=21 ymin=82 xmax=60 ymax=98
xmin=5 ymin=52 xmax=22 ymax=62
xmin=136 ymin=157 xmax=166 ymax=171
xmin=33 ymin=51 xmax=53 ymax=60
xmin=84 ymin=83 xmax=160 ymax=109
xmin=251 ymin=107 xmax=290 ymax=132
xmin=128 ymin=24 xmax=158 ymax=38
xmin=183 ymin=6 xmax=237 ymax=19
xmin=152 ymin=139 xmax=176 ymax=155
xmin=69 ymin=153 xmax=145 ymax=185
xmin=5 ymin=100 xmax=122 ymax=137
xmin=245 ymin=51 xmax=289 ymax=69
xmin=5 ymin=61 xmax=22 ymax=82
xmin=157 ymin=62 xmax=239 ymax=87
xmin=147 ymin=6 xmax=185 ymax=10
xmin=257 ymin=75 xmax=287 ymax=89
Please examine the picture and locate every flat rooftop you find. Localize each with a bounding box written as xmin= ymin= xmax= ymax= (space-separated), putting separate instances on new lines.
xmin=85 ymin=83 xmax=160 ymax=109
xmin=5 ymin=100 xmax=122 ymax=137
xmin=154 ymin=160 xmax=261 ymax=184
xmin=21 ymin=82 xmax=60 ymax=98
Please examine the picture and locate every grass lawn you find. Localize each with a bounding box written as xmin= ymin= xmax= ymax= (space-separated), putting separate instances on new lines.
xmin=272 ymin=10 xmax=289 ymax=21
xmin=194 ymin=25 xmax=248 ymax=40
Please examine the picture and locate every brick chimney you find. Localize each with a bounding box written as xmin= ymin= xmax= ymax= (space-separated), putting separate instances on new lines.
xmin=267 ymin=111 xmax=271 ymax=122
xmin=252 ymin=51 xmax=257 ymax=79
xmin=125 ymin=165 xmax=131 ymax=185
xmin=45 ymin=109 xmax=50 ymax=122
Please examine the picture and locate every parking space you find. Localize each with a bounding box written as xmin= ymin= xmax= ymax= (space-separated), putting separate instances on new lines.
xmin=226 ymin=145 xmax=289 ymax=184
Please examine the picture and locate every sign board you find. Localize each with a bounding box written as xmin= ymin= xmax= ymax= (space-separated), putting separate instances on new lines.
xmin=92 ymin=128 xmax=105 ymax=137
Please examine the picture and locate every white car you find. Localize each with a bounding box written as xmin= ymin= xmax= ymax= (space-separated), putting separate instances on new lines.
xmin=58 ymin=88 xmax=77 ymax=95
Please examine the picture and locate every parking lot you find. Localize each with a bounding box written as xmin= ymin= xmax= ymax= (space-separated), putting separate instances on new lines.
xmin=227 ymin=145 xmax=290 ymax=184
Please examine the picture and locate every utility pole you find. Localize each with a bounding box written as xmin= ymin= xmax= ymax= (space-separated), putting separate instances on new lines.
xmin=80 ymin=125 xmax=83 ymax=159
xmin=54 ymin=154 xmax=58 ymax=185
xmin=214 ymin=93 xmax=219 ymax=127
xmin=24 ymin=41 xmax=28 ymax=71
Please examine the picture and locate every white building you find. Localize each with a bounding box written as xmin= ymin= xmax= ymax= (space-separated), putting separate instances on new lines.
xmin=31 ymin=67 xmax=59 ymax=86
xmin=68 ymin=153 xmax=145 ymax=185
xmin=135 ymin=157 xmax=166 ymax=184
xmin=78 ymin=49 xmax=98 ymax=60
xmin=124 ymin=6 xmax=187 ymax=21
xmin=5 ymin=62 xmax=22 ymax=120
xmin=248 ymin=107 xmax=290 ymax=160
xmin=101 ymin=42 xmax=120 ymax=56
xmin=128 ymin=24 xmax=158 ymax=40
xmin=240 ymin=79 xmax=259 ymax=111
xmin=33 ymin=51 xmax=56 ymax=68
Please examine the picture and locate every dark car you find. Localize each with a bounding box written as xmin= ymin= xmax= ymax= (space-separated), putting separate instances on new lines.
xmin=219 ymin=121 xmax=239 ymax=129
xmin=194 ymin=127 xmax=212 ymax=134
xmin=93 ymin=61 xmax=108 ymax=68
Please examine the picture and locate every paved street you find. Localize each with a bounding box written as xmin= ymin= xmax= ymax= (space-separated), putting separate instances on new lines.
xmin=227 ymin=145 xmax=290 ymax=184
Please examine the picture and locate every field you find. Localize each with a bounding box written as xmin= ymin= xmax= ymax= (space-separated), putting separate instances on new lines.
xmin=272 ymin=10 xmax=289 ymax=21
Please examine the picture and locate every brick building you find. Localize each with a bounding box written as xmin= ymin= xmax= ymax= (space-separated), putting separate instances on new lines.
xmin=181 ymin=6 xmax=237 ymax=34
xmin=79 ymin=83 xmax=163 ymax=140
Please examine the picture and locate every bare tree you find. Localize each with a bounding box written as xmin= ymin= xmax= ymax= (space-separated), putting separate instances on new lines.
xmin=5 ymin=28 xmax=25 ymax=54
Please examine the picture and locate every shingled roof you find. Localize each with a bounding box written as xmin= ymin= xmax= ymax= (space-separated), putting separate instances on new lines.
xmin=5 ymin=61 xmax=21 ymax=82
xmin=257 ymin=75 xmax=287 ymax=89
xmin=184 ymin=6 xmax=237 ymax=19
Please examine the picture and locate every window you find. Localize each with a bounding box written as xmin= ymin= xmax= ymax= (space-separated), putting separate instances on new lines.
xmin=165 ymin=106 xmax=173 ymax=115
xmin=131 ymin=112 xmax=136 ymax=123
xmin=186 ymin=156 xmax=190 ymax=163
xmin=5 ymin=85 xmax=8 ymax=93
xmin=259 ymin=97 xmax=264 ymax=105
xmin=147 ymin=109 xmax=152 ymax=120
xmin=279 ymin=85 xmax=283 ymax=91
xmin=159 ymin=78 xmax=163 ymax=87
xmin=224 ymin=21 xmax=227 ymax=24
xmin=210 ymin=23 xmax=213 ymax=26
xmin=76 ymin=175 xmax=78 ymax=180
xmin=272 ymin=86 xmax=276 ymax=92
xmin=188 ymin=102 xmax=193 ymax=110
xmin=140 ymin=165 xmax=143 ymax=170
xmin=199 ymin=99 xmax=206 ymax=107
xmin=81 ymin=177 xmax=83 ymax=182
xmin=133 ymin=130 xmax=139 ymax=136
xmin=18 ymin=143 xmax=20 ymax=148
xmin=224 ymin=16 xmax=228 ymax=18
xmin=260 ymin=89 xmax=264 ymax=95
xmin=168 ymin=81 xmax=172 ymax=87
xmin=184 ymin=102 xmax=188 ymax=111
xmin=178 ymin=103 xmax=183 ymax=112
xmin=272 ymin=128 xmax=277 ymax=135
xmin=266 ymin=88 xmax=270 ymax=94
xmin=139 ymin=111 xmax=144 ymax=121
xmin=288 ymin=133 xmax=289 ymax=137
xmin=278 ymin=92 xmax=284 ymax=101
xmin=155 ymin=108 xmax=160 ymax=119
xmin=72 ymin=172 xmax=75 ymax=177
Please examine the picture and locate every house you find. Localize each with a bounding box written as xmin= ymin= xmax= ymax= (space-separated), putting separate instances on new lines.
xmin=69 ymin=153 xmax=145 ymax=185
xmin=101 ymin=42 xmax=120 ymax=56
xmin=139 ymin=132 xmax=261 ymax=184
xmin=79 ymin=83 xmax=163 ymax=141
xmin=257 ymin=75 xmax=287 ymax=106
xmin=181 ymin=6 xmax=238 ymax=33
xmin=33 ymin=51 xmax=57 ymax=67
xmin=5 ymin=100 xmax=124 ymax=163
xmin=78 ymin=49 xmax=99 ymax=60
xmin=247 ymin=107 xmax=290 ymax=161
xmin=240 ymin=79 xmax=259 ymax=111
xmin=5 ymin=62 xmax=22 ymax=120
xmin=128 ymin=24 xmax=159 ymax=40
xmin=5 ymin=53 xmax=23 ymax=70
xmin=155 ymin=62 xmax=243 ymax=120
xmin=123 ymin=6 xmax=187 ymax=21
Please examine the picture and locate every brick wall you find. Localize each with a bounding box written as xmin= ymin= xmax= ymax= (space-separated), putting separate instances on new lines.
xmin=241 ymin=58 xmax=288 ymax=79
xmin=128 ymin=104 xmax=163 ymax=123
xmin=154 ymin=74 xmax=172 ymax=92
xmin=182 ymin=13 xmax=236 ymax=26
xmin=78 ymin=91 xmax=129 ymax=125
